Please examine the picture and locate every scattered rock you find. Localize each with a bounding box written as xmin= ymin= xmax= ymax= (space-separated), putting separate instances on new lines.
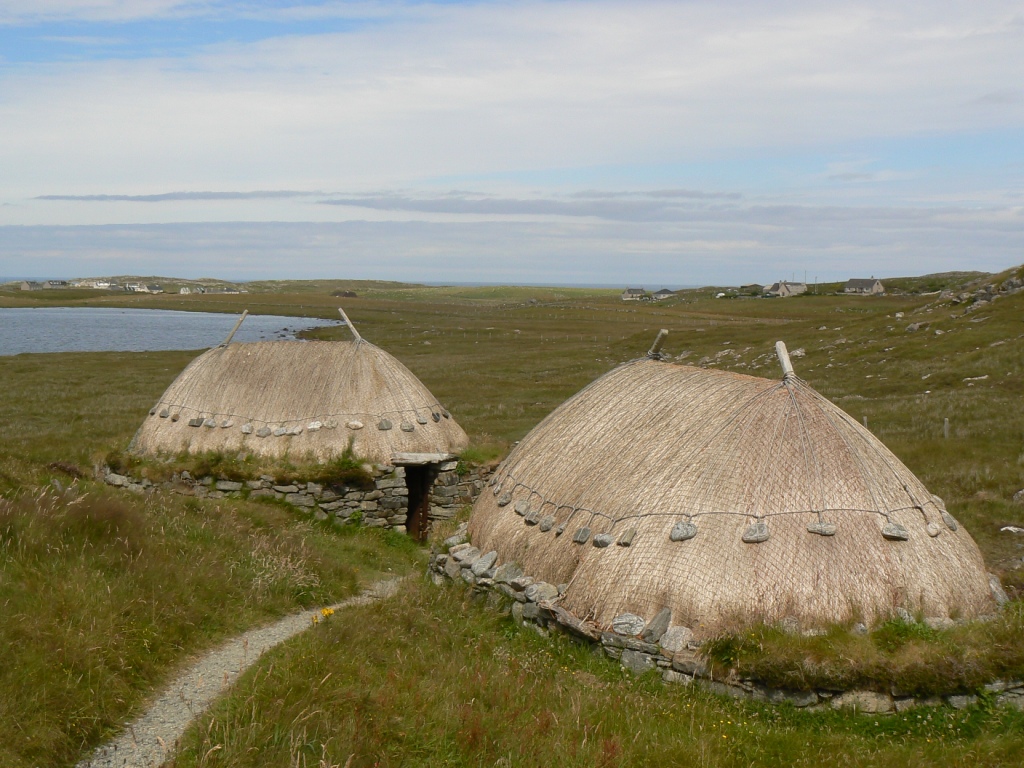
xmin=641 ymin=608 xmax=672 ymax=643
xmin=659 ymin=626 xmax=694 ymax=653
xmin=611 ymin=613 xmax=646 ymax=636
xmin=620 ymin=649 xmax=656 ymax=675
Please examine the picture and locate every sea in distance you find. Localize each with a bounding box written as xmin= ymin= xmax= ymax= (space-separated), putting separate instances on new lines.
xmin=0 ymin=307 xmax=340 ymax=356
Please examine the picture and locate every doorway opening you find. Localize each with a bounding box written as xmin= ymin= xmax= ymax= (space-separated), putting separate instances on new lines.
xmin=405 ymin=464 xmax=439 ymax=541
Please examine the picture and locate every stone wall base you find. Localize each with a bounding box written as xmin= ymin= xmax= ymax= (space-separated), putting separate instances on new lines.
xmin=430 ymin=531 xmax=1024 ymax=713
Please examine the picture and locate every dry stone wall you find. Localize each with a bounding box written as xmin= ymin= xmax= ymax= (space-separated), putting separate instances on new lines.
xmin=100 ymin=461 xmax=490 ymax=534
xmin=430 ymin=529 xmax=1024 ymax=713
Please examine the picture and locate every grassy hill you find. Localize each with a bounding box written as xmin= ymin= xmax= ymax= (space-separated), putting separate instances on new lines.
xmin=1 ymin=267 xmax=1023 ymax=766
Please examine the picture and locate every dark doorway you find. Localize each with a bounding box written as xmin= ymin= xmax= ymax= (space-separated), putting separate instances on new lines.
xmin=405 ymin=464 xmax=437 ymax=541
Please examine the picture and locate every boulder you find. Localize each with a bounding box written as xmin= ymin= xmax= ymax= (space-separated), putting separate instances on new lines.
xmin=611 ymin=613 xmax=646 ymax=636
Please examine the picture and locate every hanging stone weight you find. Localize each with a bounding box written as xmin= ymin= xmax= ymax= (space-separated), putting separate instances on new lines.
xmin=241 ymin=424 xmax=253 ymax=434
xmin=400 ymin=421 xmax=415 ymax=432
xmin=346 ymin=420 xmax=364 ymax=430
xmin=442 ymin=410 xmax=450 ymax=419
xmin=941 ymin=511 xmax=958 ymax=531
xmin=220 ymin=420 xmax=233 ymax=428
xmin=592 ymin=533 xmax=614 ymax=548
xmin=497 ymin=492 xmax=512 ymax=507
xmin=187 ymin=417 xmax=204 ymax=427
xmin=555 ymin=524 xmax=566 ymax=536
xmin=149 ymin=408 xmax=156 ymax=416
xmin=514 ymin=500 xmax=529 ymax=516
xmin=926 ymin=522 xmax=941 ymax=537
xmin=538 ymin=515 xmax=555 ymax=532
xmin=571 ymin=527 xmax=591 ymax=544
xmin=256 ymin=426 xmax=272 ymax=438
xmin=203 ymin=418 xmax=217 ymax=428
xmin=670 ymin=520 xmax=697 ymax=542
xmin=170 ymin=412 xmax=180 ymax=422
xmin=807 ymin=521 xmax=836 ymax=536
xmin=378 ymin=419 xmax=392 ymax=431
xmin=617 ymin=528 xmax=636 ymax=546
xmin=881 ymin=522 xmax=909 ymax=541
xmin=524 ymin=511 xmax=540 ymax=526
xmin=273 ymin=427 xmax=288 ymax=437
xmin=416 ymin=414 xmax=429 ymax=425
xmin=159 ymin=409 xmax=170 ymax=418
xmin=432 ymin=412 xmax=441 ymax=423
xmin=742 ymin=521 xmax=769 ymax=544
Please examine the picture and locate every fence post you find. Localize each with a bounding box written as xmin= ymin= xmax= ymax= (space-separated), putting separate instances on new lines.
xmin=944 ymin=417 xmax=950 ymax=439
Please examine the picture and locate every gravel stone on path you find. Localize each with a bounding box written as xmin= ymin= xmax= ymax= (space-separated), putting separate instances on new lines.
xmin=77 ymin=578 xmax=402 ymax=768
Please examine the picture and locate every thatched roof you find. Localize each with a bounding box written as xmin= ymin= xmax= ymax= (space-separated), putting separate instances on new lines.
xmin=131 ymin=331 xmax=468 ymax=465
xmin=468 ymin=343 xmax=994 ymax=636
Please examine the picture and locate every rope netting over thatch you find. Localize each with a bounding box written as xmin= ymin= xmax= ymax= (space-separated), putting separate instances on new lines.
xmin=469 ymin=351 xmax=994 ymax=636
xmin=131 ymin=339 xmax=468 ymax=464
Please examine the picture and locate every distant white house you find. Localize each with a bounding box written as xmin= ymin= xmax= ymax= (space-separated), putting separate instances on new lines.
xmin=653 ymin=289 xmax=675 ymax=301
xmin=621 ymin=287 xmax=648 ymax=301
xmin=179 ymin=286 xmax=192 ymax=295
xmin=844 ymin=278 xmax=885 ymax=295
xmin=20 ymin=280 xmax=68 ymax=291
xmin=764 ymin=281 xmax=807 ymax=298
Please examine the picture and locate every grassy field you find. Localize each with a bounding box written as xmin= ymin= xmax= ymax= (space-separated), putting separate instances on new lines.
xmin=1 ymin=269 xmax=1023 ymax=766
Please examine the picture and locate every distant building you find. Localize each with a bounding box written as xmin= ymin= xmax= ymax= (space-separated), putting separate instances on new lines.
xmin=764 ymin=281 xmax=807 ymax=298
xmin=20 ymin=280 xmax=67 ymax=290
xmin=146 ymin=284 xmax=164 ymax=294
xmin=179 ymin=286 xmax=192 ymax=295
xmin=20 ymin=281 xmax=44 ymax=291
xmin=844 ymin=278 xmax=885 ymax=295
xmin=653 ymin=289 xmax=675 ymax=301
xmin=621 ymin=288 xmax=647 ymax=301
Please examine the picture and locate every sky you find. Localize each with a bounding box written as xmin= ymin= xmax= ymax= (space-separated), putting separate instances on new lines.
xmin=1 ymin=1 xmax=1022 ymax=286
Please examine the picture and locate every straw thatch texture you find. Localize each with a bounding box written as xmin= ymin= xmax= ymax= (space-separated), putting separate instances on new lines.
xmin=469 ymin=357 xmax=994 ymax=636
xmin=131 ymin=340 xmax=468 ymax=464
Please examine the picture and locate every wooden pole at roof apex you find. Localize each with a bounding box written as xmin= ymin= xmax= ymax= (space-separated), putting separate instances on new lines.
xmin=775 ymin=340 xmax=795 ymax=380
xmin=219 ymin=310 xmax=248 ymax=347
xmin=647 ymin=329 xmax=669 ymax=358
xmin=338 ymin=307 xmax=362 ymax=342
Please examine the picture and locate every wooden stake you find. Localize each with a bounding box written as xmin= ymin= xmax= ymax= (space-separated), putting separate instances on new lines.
xmin=219 ymin=310 xmax=248 ymax=347
xmin=775 ymin=341 xmax=795 ymax=380
xmin=647 ymin=329 xmax=669 ymax=358
xmin=338 ymin=307 xmax=362 ymax=342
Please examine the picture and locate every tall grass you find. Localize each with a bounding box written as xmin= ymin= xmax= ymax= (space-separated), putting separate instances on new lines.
xmin=170 ymin=581 xmax=1024 ymax=768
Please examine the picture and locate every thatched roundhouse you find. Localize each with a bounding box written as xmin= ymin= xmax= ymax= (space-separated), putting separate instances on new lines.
xmin=131 ymin=312 xmax=468 ymax=468
xmin=469 ymin=341 xmax=995 ymax=637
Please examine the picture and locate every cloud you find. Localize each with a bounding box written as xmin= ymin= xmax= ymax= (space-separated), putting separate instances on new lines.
xmin=37 ymin=190 xmax=319 ymax=202
xmin=3 ymin=201 xmax=1020 ymax=286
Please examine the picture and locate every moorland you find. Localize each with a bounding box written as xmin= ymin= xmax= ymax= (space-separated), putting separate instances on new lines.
xmin=1 ymin=268 xmax=1023 ymax=767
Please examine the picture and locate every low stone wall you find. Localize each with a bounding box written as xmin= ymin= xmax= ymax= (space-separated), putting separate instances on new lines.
xmin=100 ymin=461 xmax=490 ymax=535
xmin=429 ymin=533 xmax=1024 ymax=713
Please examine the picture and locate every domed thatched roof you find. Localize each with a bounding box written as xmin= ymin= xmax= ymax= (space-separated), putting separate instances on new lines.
xmin=469 ymin=343 xmax=994 ymax=636
xmin=131 ymin=321 xmax=468 ymax=465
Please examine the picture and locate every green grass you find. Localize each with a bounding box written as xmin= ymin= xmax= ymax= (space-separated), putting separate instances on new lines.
xmin=2 ymin=269 xmax=1024 ymax=766
xmin=169 ymin=581 xmax=1024 ymax=768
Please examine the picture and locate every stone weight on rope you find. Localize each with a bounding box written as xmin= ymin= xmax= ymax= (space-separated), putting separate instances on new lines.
xmin=941 ymin=511 xmax=958 ymax=531
xmin=514 ymin=500 xmax=530 ymax=516
xmin=742 ymin=521 xmax=770 ymax=544
xmin=241 ymin=424 xmax=253 ymax=434
xmin=524 ymin=511 xmax=540 ymax=526
xmin=538 ymin=515 xmax=555 ymax=532
xmin=497 ymin=492 xmax=512 ymax=507
xmin=324 ymin=420 xmax=339 ymax=429
xmin=307 ymin=421 xmax=322 ymax=432
xmin=400 ymin=421 xmax=415 ymax=432
xmin=256 ymin=426 xmax=272 ymax=438
xmin=378 ymin=419 xmax=392 ymax=431
xmin=432 ymin=412 xmax=441 ymax=422
xmin=149 ymin=408 xmax=157 ymax=416
xmin=203 ymin=418 xmax=217 ymax=428
xmin=273 ymin=427 xmax=288 ymax=437
xmin=220 ymin=420 xmax=233 ymax=428
xmin=170 ymin=412 xmax=180 ymax=421
xmin=555 ymin=524 xmax=566 ymax=536
xmin=807 ymin=521 xmax=836 ymax=536
xmin=926 ymin=522 xmax=941 ymax=537
xmin=592 ymin=533 xmax=614 ymax=548
xmin=187 ymin=417 xmax=204 ymax=427
xmin=443 ymin=410 xmax=451 ymax=419
xmin=289 ymin=426 xmax=303 ymax=436
xmin=159 ymin=409 xmax=169 ymax=418
xmin=417 ymin=414 xmax=429 ymax=425
xmin=881 ymin=522 xmax=909 ymax=541
xmin=669 ymin=520 xmax=697 ymax=542
xmin=572 ymin=527 xmax=591 ymax=544
xmin=617 ymin=528 xmax=636 ymax=546
xmin=492 ymin=479 xmax=502 ymax=495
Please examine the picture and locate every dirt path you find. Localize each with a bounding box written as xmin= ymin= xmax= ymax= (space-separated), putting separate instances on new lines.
xmin=77 ymin=578 xmax=402 ymax=768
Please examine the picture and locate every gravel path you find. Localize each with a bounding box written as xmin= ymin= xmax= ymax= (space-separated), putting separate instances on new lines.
xmin=77 ymin=578 xmax=402 ymax=768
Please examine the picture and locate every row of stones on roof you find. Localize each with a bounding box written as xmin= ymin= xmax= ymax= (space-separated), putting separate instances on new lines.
xmin=428 ymin=530 xmax=1022 ymax=713
xmin=154 ymin=409 xmax=452 ymax=435
xmin=101 ymin=462 xmax=491 ymax=534
xmin=491 ymin=478 xmax=959 ymax=545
